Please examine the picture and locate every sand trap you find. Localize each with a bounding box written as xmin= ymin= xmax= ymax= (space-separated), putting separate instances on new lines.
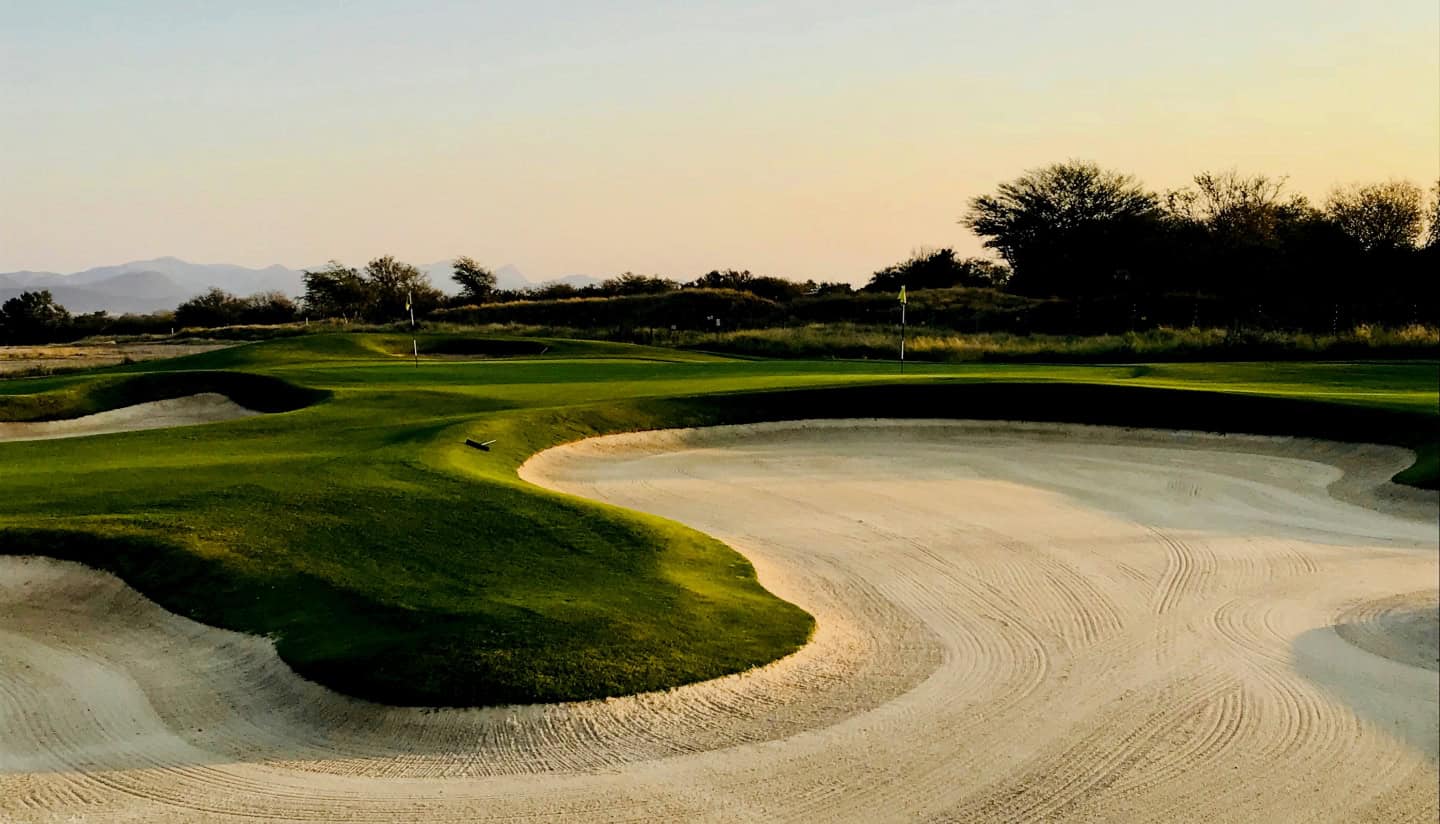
xmin=0 ymin=393 xmax=259 ymax=443
xmin=1 ymin=419 xmax=1436 ymax=822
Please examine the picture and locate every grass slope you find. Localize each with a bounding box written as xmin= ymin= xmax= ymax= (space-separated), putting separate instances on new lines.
xmin=0 ymin=333 xmax=1435 ymax=706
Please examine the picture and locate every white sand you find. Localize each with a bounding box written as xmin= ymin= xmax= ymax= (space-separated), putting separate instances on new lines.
xmin=1 ymin=419 xmax=1436 ymax=822
xmin=0 ymin=393 xmax=259 ymax=443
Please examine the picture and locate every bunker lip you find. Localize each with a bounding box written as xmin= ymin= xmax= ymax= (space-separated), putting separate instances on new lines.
xmin=521 ymin=417 xmax=1438 ymax=521
xmin=0 ymin=370 xmax=328 ymax=425
xmin=3 ymin=420 xmax=1436 ymax=822
xmin=0 ymin=393 xmax=261 ymax=442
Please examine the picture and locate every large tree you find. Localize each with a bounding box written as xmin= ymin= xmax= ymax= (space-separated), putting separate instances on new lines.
xmin=1325 ymin=180 xmax=1425 ymax=254
xmin=238 ymin=291 xmax=299 ymax=325
xmin=365 ymin=256 xmax=442 ymax=320
xmin=0 ymin=290 xmax=70 ymax=343
xmin=961 ymin=161 xmax=1161 ymax=296
xmin=451 ymin=256 xmax=498 ymax=303
xmin=1163 ymin=170 xmax=1321 ymax=297
xmin=302 ymin=261 xmax=370 ymax=319
xmin=175 ymin=287 xmax=244 ymax=328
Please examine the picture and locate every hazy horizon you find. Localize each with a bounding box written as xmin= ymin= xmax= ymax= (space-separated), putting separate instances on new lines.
xmin=4 ymin=1 xmax=1436 ymax=283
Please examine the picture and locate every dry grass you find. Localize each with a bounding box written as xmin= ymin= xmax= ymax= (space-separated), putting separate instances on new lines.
xmin=0 ymin=342 xmax=235 ymax=378
xmin=672 ymin=323 xmax=1440 ymax=362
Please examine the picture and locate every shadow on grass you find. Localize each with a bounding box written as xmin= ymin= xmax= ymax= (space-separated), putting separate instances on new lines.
xmin=0 ymin=370 xmax=329 ymax=423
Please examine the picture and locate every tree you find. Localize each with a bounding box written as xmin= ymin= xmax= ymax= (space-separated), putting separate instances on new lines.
xmin=174 ymin=289 xmax=295 ymax=328
xmin=1165 ymin=171 xmax=1305 ymax=237
xmin=238 ymin=291 xmax=298 ymax=325
xmin=451 ymin=256 xmax=498 ymax=303
xmin=1162 ymin=170 xmax=1320 ymax=297
xmin=962 ymin=161 xmax=1161 ymax=296
xmin=598 ymin=273 xmax=680 ymax=296
xmin=175 ymin=288 xmax=246 ymax=328
xmin=864 ymin=248 xmax=1010 ymax=293
xmin=687 ymin=269 xmax=804 ymax=301
xmin=688 ymin=269 xmax=754 ymax=291
xmin=302 ymin=261 xmax=370 ymax=319
xmin=1427 ymin=180 xmax=1440 ymax=250
xmin=364 ymin=256 xmax=441 ymax=321
xmin=526 ymin=282 xmax=584 ymax=300
xmin=802 ymin=281 xmax=855 ymax=297
xmin=0 ymin=290 xmax=70 ymax=343
xmin=1325 ymin=180 xmax=1425 ymax=254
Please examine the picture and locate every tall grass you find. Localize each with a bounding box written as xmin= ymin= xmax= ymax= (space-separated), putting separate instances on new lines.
xmin=491 ymin=322 xmax=1440 ymax=362
xmin=85 ymin=319 xmax=1440 ymax=363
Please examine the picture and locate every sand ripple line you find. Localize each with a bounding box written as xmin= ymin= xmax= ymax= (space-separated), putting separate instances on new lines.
xmin=1 ymin=419 xmax=1436 ymax=823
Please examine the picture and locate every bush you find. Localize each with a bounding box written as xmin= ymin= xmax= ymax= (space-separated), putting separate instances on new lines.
xmin=175 ymin=288 xmax=298 ymax=328
xmin=434 ymin=288 xmax=781 ymax=331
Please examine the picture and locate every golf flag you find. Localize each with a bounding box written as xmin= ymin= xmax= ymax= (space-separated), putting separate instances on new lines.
xmin=898 ymin=284 xmax=907 ymax=372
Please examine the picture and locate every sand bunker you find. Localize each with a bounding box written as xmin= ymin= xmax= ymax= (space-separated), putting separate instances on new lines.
xmin=1 ymin=420 xmax=1436 ymax=822
xmin=0 ymin=393 xmax=259 ymax=443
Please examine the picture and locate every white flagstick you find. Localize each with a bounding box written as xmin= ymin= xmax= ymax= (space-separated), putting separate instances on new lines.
xmin=413 ymin=338 xmax=419 ymax=368
xmin=899 ymin=285 xmax=907 ymax=374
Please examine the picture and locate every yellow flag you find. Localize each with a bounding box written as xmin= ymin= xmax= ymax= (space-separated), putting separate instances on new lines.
xmin=899 ymin=285 xmax=907 ymax=305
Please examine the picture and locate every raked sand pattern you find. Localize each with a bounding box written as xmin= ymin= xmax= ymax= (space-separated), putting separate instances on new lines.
xmin=1 ymin=420 xmax=1436 ymax=822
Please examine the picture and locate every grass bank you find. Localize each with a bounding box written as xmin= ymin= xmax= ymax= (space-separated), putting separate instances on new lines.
xmin=0 ymin=333 xmax=1434 ymax=706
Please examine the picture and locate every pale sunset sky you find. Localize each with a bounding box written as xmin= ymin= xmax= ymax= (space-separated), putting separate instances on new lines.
xmin=2 ymin=0 xmax=1436 ymax=282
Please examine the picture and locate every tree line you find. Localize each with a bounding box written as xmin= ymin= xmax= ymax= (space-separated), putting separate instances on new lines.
xmin=963 ymin=162 xmax=1436 ymax=304
xmin=3 ymin=161 xmax=1434 ymax=343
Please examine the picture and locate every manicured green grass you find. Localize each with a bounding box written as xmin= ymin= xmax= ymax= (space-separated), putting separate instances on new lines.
xmin=1 ymin=333 xmax=1435 ymax=706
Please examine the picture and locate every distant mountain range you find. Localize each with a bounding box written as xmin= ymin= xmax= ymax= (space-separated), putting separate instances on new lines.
xmin=0 ymin=257 xmax=601 ymax=315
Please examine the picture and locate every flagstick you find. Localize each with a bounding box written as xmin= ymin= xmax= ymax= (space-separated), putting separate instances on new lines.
xmin=409 ymin=290 xmax=417 ymax=367
xmin=900 ymin=286 xmax=906 ymax=374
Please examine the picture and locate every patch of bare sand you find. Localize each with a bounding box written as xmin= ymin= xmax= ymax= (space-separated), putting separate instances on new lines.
xmin=0 ymin=393 xmax=260 ymax=442
xmin=1 ymin=420 xmax=1436 ymax=822
xmin=0 ymin=342 xmax=234 ymax=376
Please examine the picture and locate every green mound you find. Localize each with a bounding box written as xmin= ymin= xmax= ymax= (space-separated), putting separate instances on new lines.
xmin=0 ymin=370 xmax=326 ymax=423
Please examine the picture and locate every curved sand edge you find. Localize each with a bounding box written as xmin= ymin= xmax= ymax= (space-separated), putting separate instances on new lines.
xmin=2 ymin=420 xmax=1437 ymax=822
xmin=521 ymin=418 xmax=1438 ymax=523
xmin=0 ymin=393 xmax=260 ymax=443
xmin=1335 ymin=591 xmax=1440 ymax=672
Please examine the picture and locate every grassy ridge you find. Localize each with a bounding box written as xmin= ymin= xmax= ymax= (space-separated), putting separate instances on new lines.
xmin=0 ymin=334 xmax=1435 ymax=706
xmin=0 ymin=370 xmax=326 ymax=422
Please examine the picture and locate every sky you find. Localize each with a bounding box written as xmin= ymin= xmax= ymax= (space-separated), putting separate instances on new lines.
xmin=2 ymin=0 xmax=1437 ymax=283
